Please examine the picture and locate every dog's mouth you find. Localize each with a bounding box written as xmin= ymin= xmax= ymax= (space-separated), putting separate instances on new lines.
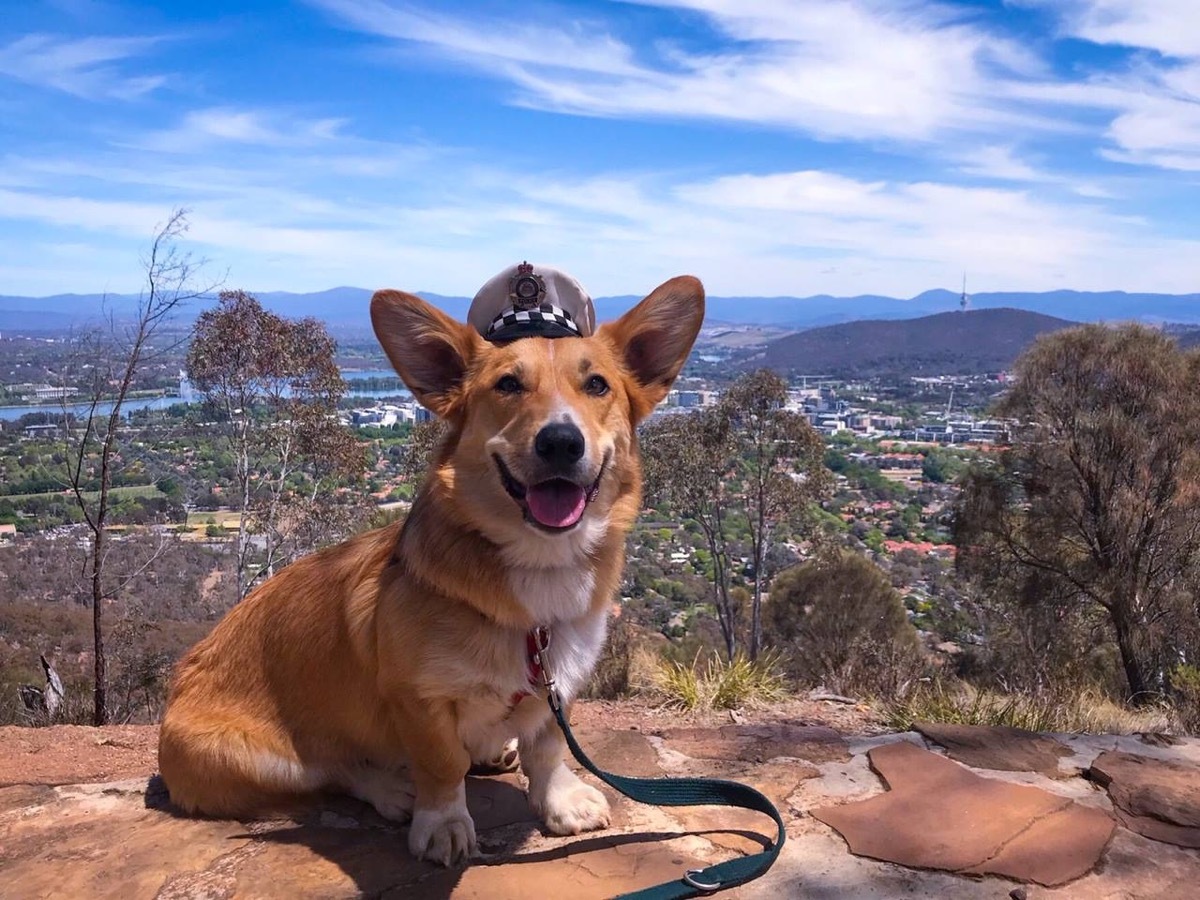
xmin=493 ymin=453 xmax=609 ymax=532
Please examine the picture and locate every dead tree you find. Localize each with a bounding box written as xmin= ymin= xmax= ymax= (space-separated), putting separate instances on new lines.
xmin=62 ymin=210 xmax=211 ymax=725
xmin=18 ymin=654 xmax=65 ymax=723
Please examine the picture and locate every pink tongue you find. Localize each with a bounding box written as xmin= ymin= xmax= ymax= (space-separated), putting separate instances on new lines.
xmin=526 ymin=480 xmax=587 ymax=528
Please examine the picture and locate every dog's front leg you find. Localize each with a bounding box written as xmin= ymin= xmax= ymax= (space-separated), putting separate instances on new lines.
xmin=521 ymin=708 xmax=611 ymax=835
xmin=395 ymin=697 xmax=476 ymax=866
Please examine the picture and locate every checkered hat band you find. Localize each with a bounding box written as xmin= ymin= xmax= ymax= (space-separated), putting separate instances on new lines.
xmin=486 ymin=303 xmax=580 ymax=337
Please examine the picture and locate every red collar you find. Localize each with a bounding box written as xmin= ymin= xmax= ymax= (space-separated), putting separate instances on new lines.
xmin=510 ymin=625 xmax=551 ymax=709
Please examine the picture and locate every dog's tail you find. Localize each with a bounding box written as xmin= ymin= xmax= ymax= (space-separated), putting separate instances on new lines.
xmin=158 ymin=712 xmax=324 ymax=817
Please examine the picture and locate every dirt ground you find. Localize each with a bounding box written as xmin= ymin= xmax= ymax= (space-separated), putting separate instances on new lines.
xmin=0 ymin=724 xmax=160 ymax=786
xmin=0 ymin=696 xmax=879 ymax=787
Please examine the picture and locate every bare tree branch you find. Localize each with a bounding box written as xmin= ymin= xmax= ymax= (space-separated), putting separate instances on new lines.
xmin=58 ymin=209 xmax=215 ymax=724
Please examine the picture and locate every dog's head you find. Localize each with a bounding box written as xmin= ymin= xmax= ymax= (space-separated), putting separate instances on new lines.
xmin=370 ymin=276 xmax=704 ymax=559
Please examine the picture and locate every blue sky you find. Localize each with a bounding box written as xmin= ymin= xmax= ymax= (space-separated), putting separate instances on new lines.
xmin=1 ymin=0 xmax=1198 ymax=299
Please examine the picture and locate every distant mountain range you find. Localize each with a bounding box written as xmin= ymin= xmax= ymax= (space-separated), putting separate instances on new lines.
xmin=2 ymin=286 xmax=1199 ymax=334
xmin=744 ymin=308 xmax=1080 ymax=376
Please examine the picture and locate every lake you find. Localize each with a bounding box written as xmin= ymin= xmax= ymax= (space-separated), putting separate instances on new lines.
xmin=0 ymin=369 xmax=411 ymax=422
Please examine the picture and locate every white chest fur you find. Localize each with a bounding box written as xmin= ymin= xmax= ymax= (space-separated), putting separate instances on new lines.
xmin=506 ymin=564 xmax=606 ymax=704
xmin=454 ymin=604 xmax=609 ymax=760
xmin=534 ymin=608 xmax=608 ymax=705
xmin=507 ymin=565 xmax=596 ymax=624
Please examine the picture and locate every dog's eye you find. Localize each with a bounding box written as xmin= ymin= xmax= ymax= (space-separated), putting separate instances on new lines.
xmin=584 ymin=374 xmax=610 ymax=397
xmin=495 ymin=374 xmax=524 ymax=395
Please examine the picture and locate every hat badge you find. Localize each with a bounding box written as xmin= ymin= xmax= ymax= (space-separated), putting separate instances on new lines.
xmin=508 ymin=261 xmax=546 ymax=311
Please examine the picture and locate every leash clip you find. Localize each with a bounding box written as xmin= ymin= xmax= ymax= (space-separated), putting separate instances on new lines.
xmin=532 ymin=625 xmax=561 ymax=711
xmin=683 ymin=869 xmax=721 ymax=892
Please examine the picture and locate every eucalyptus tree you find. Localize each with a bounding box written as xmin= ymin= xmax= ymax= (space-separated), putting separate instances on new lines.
xmin=956 ymin=324 xmax=1200 ymax=701
xmin=188 ymin=291 xmax=363 ymax=600
xmin=642 ymin=369 xmax=831 ymax=660
xmin=722 ymin=369 xmax=831 ymax=658
xmin=642 ymin=406 xmax=740 ymax=658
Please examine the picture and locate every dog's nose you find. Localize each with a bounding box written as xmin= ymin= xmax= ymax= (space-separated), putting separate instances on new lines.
xmin=535 ymin=422 xmax=585 ymax=468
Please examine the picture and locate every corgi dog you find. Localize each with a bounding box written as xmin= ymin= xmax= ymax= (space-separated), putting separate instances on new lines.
xmin=157 ymin=273 xmax=705 ymax=866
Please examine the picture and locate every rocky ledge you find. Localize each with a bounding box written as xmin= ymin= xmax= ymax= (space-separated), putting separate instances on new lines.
xmin=2 ymin=706 xmax=1199 ymax=899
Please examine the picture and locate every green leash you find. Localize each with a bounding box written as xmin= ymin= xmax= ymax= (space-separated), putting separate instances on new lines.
xmin=547 ymin=695 xmax=787 ymax=898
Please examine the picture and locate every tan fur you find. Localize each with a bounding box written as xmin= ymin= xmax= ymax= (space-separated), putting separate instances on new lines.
xmin=158 ymin=276 xmax=705 ymax=865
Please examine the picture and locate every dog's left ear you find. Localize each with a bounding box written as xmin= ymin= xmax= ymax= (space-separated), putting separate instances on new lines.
xmin=600 ymin=275 xmax=705 ymax=421
xmin=370 ymin=289 xmax=484 ymax=419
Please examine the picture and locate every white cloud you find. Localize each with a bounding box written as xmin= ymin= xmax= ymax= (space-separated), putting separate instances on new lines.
xmin=1 ymin=3 xmax=1197 ymax=297
xmin=312 ymin=0 xmax=1060 ymax=142
xmin=0 ymin=33 xmax=165 ymax=99
xmin=957 ymin=146 xmax=1047 ymax=182
xmin=134 ymin=108 xmax=349 ymax=153
xmin=2 ymin=143 xmax=1196 ymax=299
xmin=1011 ymin=2 xmax=1200 ymax=170
xmin=509 ymin=167 xmax=1200 ymax=297
xmin=1102 ymin=89 xmax=1200 ymax=171
xmin=951 ymin=145 xmax=1118 ymax=197
xmin=674 ymin=169 xmax=1119 ymax=271
xmin=0 ymin=188 xmax=169 ymax=236
xmin=1025 ymin=0 xmax=1200 ymax=58
xmin=311 ymin=0 xmax=1200 ymax=178
xmin=311 ymin=0 xmax=640 ymax=75
xmin=1005 ymin=65 xmax=1200 ymax=172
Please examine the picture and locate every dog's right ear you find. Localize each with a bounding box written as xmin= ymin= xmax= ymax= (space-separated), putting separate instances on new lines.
xmin=599 ymin=276 xmax=705 ymax=422
xmin=370 ymin=290 xmax=484 ymax=418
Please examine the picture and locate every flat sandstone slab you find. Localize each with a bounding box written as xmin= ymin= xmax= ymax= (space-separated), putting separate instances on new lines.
xmin=0 ymin=725 xmax=758 ymax=900
xmin=5 ymin=723 xmax=1200 ymax=898
xmin=813 ymin=741 xmax=1115 ymax=886
xmin=914 ymin=721 xmax=1073 ymax=778
xmin=1087 ymin=750 xmax=1200 ymax=848
xmin=657 ymin=723 xmax=849 ymax=766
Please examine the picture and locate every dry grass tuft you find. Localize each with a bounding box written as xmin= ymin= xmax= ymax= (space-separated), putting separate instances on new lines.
xmin=654 ymin=652 xmax=787 ymax=712
xmin=884 ymin=680 xmax=1180 ymax=735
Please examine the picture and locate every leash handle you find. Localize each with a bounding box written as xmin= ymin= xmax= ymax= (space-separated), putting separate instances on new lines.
xmin=549 ymin=699 xmax=787 ymax=899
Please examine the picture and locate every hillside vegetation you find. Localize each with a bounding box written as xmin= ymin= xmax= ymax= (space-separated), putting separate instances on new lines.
xmin=747 ymin=308 xmax=1076 ymax=376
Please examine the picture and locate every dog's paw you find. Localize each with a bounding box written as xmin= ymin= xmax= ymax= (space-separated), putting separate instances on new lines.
xmin=346 ymin=767 xmax=416 ymax=823
xmin=469 ymin=737 xmax=520 ymax=776
xmin=365 ymin=780 xmax=416 ymax=823
xmin=408 ymin=804 xmax=477 ymax=866
xmin=540 ymin=780 xmax=611 ymax=836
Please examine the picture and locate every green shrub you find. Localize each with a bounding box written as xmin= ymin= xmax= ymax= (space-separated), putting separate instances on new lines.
xmin=766 ymin=548 xmax=924 ymax=698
